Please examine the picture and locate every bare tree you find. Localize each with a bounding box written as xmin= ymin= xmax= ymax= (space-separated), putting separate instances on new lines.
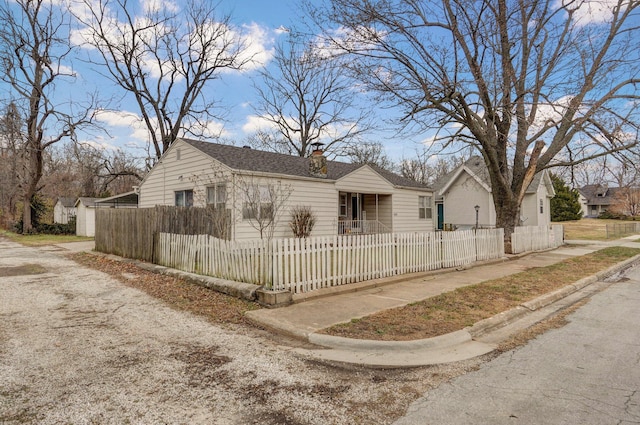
xmin=345 ymin=141 xmax=395 ymax=171
xmin=400 ymin=151 xmax=466 ymax=186
xmin=251 ymin=35 xmax=373 ymax=158
xmin=239 ymin=177 xmax=292 ymax=240
xmin=310 ymin=0 xmax=640 ymax=250
xmin=43 ymin=143 xmax=143 ymax=199
xmin=610 ymin=187 xmax=640 ymax=217
xmin=0 ymin=102 xmax=25 ymax=226
xmin=0 ymin=0 xmax=97 ymax=232
xmin=75 ymin=0 xmax=249 ymax=160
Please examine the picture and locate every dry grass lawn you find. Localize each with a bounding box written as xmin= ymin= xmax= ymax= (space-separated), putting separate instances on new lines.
xmin=321 ymin=247 xmax=640 ymax=341
xmin=0 ymin=230 xmax=93 ymax=246
xmin=560 ymin=218 xmax=640 ymax=240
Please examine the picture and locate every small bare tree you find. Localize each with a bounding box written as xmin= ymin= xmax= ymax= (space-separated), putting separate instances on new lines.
xmin=289 ymin=205 xmax=316 ymax=238
xmin=189 ymin=168 xmax=233 ymax=240
xmin=239 ymin=177 xmax=292 ymax=240
xmin=75 ymin=0 xmax=250 ymax=160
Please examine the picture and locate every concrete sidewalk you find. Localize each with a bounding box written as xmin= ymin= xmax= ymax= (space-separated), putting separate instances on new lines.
xmin=247 ymin=237 xmax=640 ymax=367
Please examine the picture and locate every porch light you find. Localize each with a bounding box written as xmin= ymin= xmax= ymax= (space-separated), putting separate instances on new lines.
xmin=474 ymin=205 xmax=480 ymax=230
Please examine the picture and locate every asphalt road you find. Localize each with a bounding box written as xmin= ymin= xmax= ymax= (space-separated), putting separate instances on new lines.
xmin=394 ymin=264 xmax=640 ymax=425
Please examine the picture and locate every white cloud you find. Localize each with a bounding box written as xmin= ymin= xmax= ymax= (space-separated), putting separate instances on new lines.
xmin=527 ymin=95 xmax=574 ymax=136
xmin=183 ymin=119 xmax=228 ymax=139
xmin=234 ymin=22 xmax=276 ymax=71
xmin=556 ymin=0 xmax=625 ymax=26
xmin=241 ymin=114 xmax=278 ymax=133
xmin=141 ymin=0 xmax=179 ymax=14
xmin=94 ymin=109 xmax=152 ymax=143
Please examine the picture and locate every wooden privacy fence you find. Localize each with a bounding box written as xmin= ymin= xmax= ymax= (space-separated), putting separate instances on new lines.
xmin=95 ymin=206 xmax=231 ymax=262
xmin=155 ymin=229 xmax=505 ymax=294
xmin=511 ymin=224 xmax=564 ymax=254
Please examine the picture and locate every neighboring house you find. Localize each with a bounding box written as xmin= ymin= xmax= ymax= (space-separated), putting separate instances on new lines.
xmin=578 ymin=184 xmax=619 ymax=218
xmin=75 ymin=197 xmax=100 ymax=237
xmin=432 ymin=157 xmax=555 ymax=230
xmin=94 ymin=191 xmax=139 ymax=209
xmin=53 ymin=197 xmax=77 ymax=224
xmin=138 ymin=138 xmax=435 ymax=240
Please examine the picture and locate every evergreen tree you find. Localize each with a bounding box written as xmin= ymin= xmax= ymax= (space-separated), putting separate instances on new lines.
xmin=550 ymin=174 xmax=583 ymax=222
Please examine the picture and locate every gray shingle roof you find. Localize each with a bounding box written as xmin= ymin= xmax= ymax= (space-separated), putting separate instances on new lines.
xmin=579 ymin=184 xmax=618 ymax=206
xmin=181 ymin=138 xmax=431 ymax=190
xmin=57 ymin=197 xmax=77 ymax=208
xmin=75 ymin=197 xmax=100 ymax=207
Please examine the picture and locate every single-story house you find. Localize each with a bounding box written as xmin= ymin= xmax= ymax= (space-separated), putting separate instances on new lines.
xmin=94 ymin=191 xmax=139 ymax=208
xmin=578 ymin=184 xmax=618 ymax=217
xmin=75 ymin=197 xmax=100 ymax=237
xmin=53 ymin=197 xmax=77 ymax=224
xmin=138 ymin=138 xmax=435 ymax=240
xmin=432 ymin=157 xmax=555 ymax=230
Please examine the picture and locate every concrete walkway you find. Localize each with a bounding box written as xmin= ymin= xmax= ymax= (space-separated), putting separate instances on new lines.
xmin=247 ymin=236 xmax=640 ymax=367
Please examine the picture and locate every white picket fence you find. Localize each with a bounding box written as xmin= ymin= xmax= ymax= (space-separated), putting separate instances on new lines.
xmin=511 ymin=224 xmax=564 ymax=254
xmin=156 ymin=229 xmax=505 ymax=294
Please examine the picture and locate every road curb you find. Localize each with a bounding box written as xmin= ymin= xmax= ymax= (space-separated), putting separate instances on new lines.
xmin=307 ymin=253 xmax=640 ymax=354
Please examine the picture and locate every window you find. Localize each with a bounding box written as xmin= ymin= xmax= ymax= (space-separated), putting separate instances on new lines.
xmin=539 ymin=199 xmax=544 ymax=214
xmin=242 ymin=185 xmax=273 ymax=220
xmin=175 ymin=190 xmax=193 ymax=207
xmin=419 ymin=196 xmax=432 ymax=219
xmin=339 ymin=193 xmax=347 ymax=217
xmin=206 ymin=184 xmax=226 ymax=209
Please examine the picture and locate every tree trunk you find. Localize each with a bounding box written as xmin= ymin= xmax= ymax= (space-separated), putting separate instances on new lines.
xmin=493 ymin=185 xmax=521 ymax=254
xmin=21 ymin=146 xmax=43 ymax=233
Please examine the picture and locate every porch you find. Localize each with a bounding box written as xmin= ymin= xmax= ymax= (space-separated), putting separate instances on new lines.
xmin=337 ymin=192 xmax=392 ymax=235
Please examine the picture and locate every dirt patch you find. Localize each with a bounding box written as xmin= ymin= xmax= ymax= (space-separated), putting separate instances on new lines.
xmin=70 ymin=252 xmax=261 ymax=326
xmin=0 ymin=264 xmax=47 ymax=277
xmin=320 ymin=247 xmax=640 ymax=341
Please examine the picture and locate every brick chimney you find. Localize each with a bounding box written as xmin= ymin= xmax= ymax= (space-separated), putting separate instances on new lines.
xmin=309 ymin=142 xmax=327 ymax=178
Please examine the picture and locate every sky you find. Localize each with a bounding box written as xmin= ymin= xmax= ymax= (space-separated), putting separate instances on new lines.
xmin=56 ymin=0 xmax=424 ymax=164
xmin=1 ymin=0 xmax=632 ymax=173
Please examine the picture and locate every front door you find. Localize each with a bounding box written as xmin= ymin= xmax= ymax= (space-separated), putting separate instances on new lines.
xmin=351 ymin=194 xmax=360 ymax=220
xmin=437 ymin=203 xmax=444 ymax=230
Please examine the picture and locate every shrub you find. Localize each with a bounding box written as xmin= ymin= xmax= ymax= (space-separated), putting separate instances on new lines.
xmin=289 ymin=205 xmax=316 ymax=238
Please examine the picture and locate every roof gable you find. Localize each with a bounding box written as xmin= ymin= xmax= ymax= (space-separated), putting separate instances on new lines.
xmin=436 ymin=160 xmax=492 ymax=195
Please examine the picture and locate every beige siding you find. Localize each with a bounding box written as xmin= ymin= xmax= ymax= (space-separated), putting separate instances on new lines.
xmin=139 ymin=140 xmax=228 ymax=208
xmin=391 ymin=189 xmax=435 ymax=233
xmin=53 ymin=203 xmax=76 ymax=224
xmin=335 ymin=166 xmax=394 ymax=194
xmin=232 ymin=176 xmax=337 ymax=241
xmin=442 ymin=173 xmax=495 ymax=228
xmin=76 ymin=204 xmax=96 ymax=237
xmin=522 ymin=183 xmax=552 ymax=227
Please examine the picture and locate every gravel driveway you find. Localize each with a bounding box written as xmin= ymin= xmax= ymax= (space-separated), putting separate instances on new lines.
xmin=0 ymin=239 xmax=482 ymax=424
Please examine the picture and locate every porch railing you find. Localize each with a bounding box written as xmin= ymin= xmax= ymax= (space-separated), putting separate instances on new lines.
xmin=337 ymin=219 xmax=391 ymax=235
